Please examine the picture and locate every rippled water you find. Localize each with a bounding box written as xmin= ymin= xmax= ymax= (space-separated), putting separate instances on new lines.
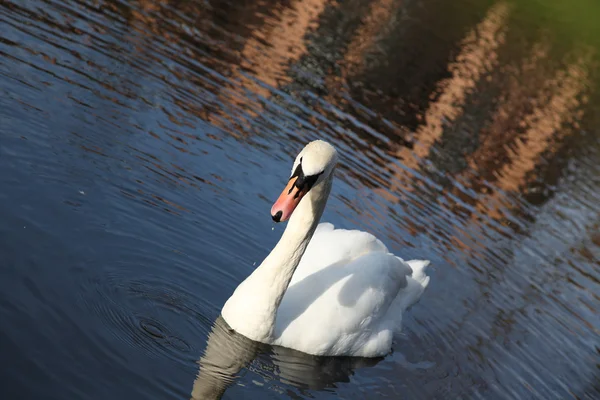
xmin=1 ymin=0 xmax=599 ymax=399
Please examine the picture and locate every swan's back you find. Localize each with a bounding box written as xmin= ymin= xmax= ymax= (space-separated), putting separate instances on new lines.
xmin=289 ymin=222 xmax=389 ymax=284
xmin=273 ymin=223 xmax=430 ymax=357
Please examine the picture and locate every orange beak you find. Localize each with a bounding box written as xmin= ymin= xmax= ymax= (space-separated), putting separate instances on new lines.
xmin=271 ymin=176 xmax=308 ymax=222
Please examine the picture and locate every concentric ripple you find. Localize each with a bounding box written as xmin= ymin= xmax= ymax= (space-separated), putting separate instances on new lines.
xmin=78 ymin=261 xmax=209 ymax=367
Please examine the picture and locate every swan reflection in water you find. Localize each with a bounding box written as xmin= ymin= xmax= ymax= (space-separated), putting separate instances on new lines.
xmin=191 ymin=316 xmax=383 ymax=399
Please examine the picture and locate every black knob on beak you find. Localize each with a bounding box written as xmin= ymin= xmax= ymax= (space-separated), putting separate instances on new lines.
xmin=272 ymin=210 xmax=282 ymax=222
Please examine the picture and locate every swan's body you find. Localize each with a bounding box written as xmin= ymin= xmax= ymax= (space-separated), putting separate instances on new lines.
xmin=272 ymin=222 xmax=430 ymax=356
xmin=222 ymin=140 xmax=430 ymax=357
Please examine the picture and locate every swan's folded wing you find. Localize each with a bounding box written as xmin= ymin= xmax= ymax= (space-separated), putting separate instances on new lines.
xmin=275 ymin=250 xmax=413 ymax=356
xmin=290 ymin=223 xmax=389 ymax=284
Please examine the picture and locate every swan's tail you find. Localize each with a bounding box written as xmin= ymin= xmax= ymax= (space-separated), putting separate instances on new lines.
xmin=389 ymin=259 xmax=431 ymax=332
xmin=407 ymin=259 xmax=430 ymax=288
xmin=402 ymin=259 xmax=430 ymax=308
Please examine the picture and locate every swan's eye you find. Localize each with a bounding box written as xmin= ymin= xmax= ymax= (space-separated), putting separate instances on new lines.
xmin=288 ymin=162 xmax=323 ymax=197
xmin=296 ymin=172 xmax=322 ymax=196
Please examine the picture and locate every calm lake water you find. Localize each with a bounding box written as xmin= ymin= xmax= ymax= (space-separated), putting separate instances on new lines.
xmin=1 ymin=0 xmax=599 ymax=399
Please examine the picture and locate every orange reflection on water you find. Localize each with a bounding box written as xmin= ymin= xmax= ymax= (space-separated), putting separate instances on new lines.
xmin=205 ymin=0 xmax=331 ymax=135
xmin=438 ymin=50 xmax=592 ymax=263
xmin=478 ymin=53 xmax=591 ymax=219
xmin=376 ymin=1 xmax=509 ymax=200
xmin=461 ymin=41 xmax=552 ymax=182
xmin=496 ymin=57 xmax=589 ymax=189
xmin=341 ymin=0 xmax=399 ymax=77
xmin=240 ymin=0 xmax=329 ymax=90
xmin=403 ymin=2 xmax=509 ymax=164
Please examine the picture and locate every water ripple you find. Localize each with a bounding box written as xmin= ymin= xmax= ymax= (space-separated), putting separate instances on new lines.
xmin=2 ymin=0 xmax=600 ymax=399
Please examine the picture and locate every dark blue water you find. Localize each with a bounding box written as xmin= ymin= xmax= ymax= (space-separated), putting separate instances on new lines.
xmin=1 ymin=0 xmax=599 ymax=398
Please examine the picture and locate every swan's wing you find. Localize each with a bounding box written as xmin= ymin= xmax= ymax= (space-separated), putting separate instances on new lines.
xmin=275 ymin=251 xmax=412 ymax=356
xmin=290 ymin=223 xmax=388 ymax=284
xmin=275 ymin=223 xmax=421 ymax=356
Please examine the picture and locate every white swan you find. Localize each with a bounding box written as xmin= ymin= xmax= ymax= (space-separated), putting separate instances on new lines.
xmin=222 ymin=140 xmax=430 ymax=357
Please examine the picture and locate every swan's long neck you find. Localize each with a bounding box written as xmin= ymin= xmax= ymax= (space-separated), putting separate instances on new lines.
xmin=221 ymin=175 xmax=333 ymax=342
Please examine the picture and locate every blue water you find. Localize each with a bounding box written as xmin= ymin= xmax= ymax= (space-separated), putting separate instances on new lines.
xmin=1 ymin=0 xmax=599 ymax=398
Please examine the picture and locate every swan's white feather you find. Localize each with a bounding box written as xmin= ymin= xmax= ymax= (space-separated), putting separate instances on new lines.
xmin=222 ymin=140 xmax=430 ymax=358
xmin=271 ymin=223 xmax=430 ymax=357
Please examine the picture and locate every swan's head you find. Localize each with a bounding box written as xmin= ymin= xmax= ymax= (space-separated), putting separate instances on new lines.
xmin=271 ymin=140 xmax=338 ymax=222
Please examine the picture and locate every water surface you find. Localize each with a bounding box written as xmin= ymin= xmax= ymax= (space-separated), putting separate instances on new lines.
xmin=1 ymin=0 xmax=599 ymax=399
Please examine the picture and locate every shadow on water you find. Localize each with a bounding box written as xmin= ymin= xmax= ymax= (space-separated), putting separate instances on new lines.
xmin=1 ymin=0 xmax=599 ymax=399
